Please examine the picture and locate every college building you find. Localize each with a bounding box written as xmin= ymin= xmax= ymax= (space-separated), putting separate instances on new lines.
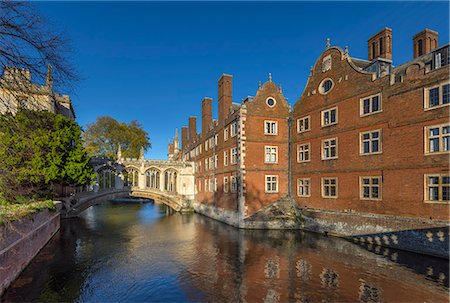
xmin=168 ymin=27 xmax=449 ymax=230
xmin=0 ymin=65 xmax=75 ymax=119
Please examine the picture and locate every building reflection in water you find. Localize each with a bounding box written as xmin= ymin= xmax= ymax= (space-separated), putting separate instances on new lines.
xmin=182 ymin=215 xmax=448 ymax=303
xmin=2 ymin=202 xmax=448 ymax=303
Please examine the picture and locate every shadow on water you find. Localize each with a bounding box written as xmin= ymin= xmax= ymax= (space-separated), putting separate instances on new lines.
xmin=2 ymin=200 xmax=448 ymax=302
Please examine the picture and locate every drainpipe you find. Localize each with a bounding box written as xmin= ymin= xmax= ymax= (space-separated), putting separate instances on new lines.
xmin=288 ymin=116 xmax=293 ymax=198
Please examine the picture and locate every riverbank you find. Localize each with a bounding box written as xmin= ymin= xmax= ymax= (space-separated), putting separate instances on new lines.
xmin=193 ymin=202 xmax=449 ymax=259
xmin=0 ymin=202 xmax=61 ymax=296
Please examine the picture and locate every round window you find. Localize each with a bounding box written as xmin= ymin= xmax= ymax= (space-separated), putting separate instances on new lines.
xmin=266 ymin=97 xmax=276 ymax=108
xmin=319 ymin=78 xmax=334 ymax=95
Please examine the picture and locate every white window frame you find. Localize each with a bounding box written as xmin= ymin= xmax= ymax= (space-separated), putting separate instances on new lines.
xmin=321 ymin=107 xmax=338 ymax=127
xmin=424 ymin=81 xmax=450 ymax=110
xmin=424 ymin=174 xmax=450 ymax=203
xmin=205 ymin=141 xmax=208 ymax=151
xmin=360 ymin=129 xmax=382 ymax=155
xmin=230 ymin=121 xmax=238 ymax=137
xmin=214 ymin=134 xmax=218 ymax=146
xmin=231 ymin=176 xmax=238 ymax=193
xmin=322 ymin=177 xmax=338 ymax=198
xmin=223 ymin=151 xmax=228 ymax=166
xmin=360 ymin=176 xmax=382 ymax=200
xmin=231 ymin=147 xmax=238 ymax=164
xmin=223 ymin=177 xmax=229 ymax=193
xmin=265 ymin=175 xmax=278 ymax=193
xmin=297 ymin=143 xmax=310 ymax=163
xmin=264 ymin=146 xmax=278 ymax=164
xmin=360 ymin=93 xmax=382 ymax=117
xmin=322 ymin=138 xmax=338 ymax=160
xmin=209 ymin=156 xmax=214 ymax=170
xmin=204 ymin=179 xmax=208 ymax=192
xmin=297 ymin=116 xmax=311 ymax=133
xmin=204 ymin=159 xmax=208 ymax=171
xmin=224 ymin=126 xmax=229 ymax=141
xmin=298 ymin=178 xmax=311 ymax=197
xmin=264 ymin=120 xmax=278 ymax=135
xmin=214 ymin=154 xmax=218 ymax=169
xmin=424 ymin=123 xmax=450 ymax=155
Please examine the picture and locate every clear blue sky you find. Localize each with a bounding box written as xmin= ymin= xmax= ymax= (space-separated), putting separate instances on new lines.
xmin=36 ymin=1 xmax=449 ymax=160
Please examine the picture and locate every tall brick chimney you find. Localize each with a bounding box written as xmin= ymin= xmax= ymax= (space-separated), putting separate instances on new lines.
xmin=368 ymin=28 xmax=392 ymax=61
xmin=181 ymin=126 xmax=188 ymax=151
xmin=413 ymin=29 xmax=438 ymax=58
xmin=218 ymin=74 xmax=232 ymax=123
xmin=202 ymin=97 xmax=213 ymax=135
xmin=188 ymin=116 xmax=197 ymax=143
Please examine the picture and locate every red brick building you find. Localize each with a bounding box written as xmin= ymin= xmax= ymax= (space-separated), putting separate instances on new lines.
xmin=292 ymin=28 xmax=449 ymax=222
xmin=170 ymin=27 xmax=449 ymax=228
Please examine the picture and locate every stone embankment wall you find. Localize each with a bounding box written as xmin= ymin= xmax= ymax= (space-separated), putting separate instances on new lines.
xmin=0 ymin=203 xmax=61 ymax=296
xmin=301 ymin=208 xmax=449 ymax=259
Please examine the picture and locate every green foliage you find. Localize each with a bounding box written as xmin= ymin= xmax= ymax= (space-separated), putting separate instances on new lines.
xmin=0 ymin=109 xmax=95 ymax=201
xmin=0 ymin=199 xmax=55 ymax=225
xmin=83 ymin=116 xmax=151 ymax=159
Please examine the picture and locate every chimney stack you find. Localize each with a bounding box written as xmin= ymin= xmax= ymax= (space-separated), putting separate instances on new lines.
xmin=218 ymin=74 xmax=233 ymax=123
xmin=413 ymin=29 xmax=438 ymax=58
xmin=188 ymin=116 xmax=197 ymax=143
xmin=181 ymin=126 xmax=188 ymax=151
xmin=202 ymin=97 xmax=213 ymax=135
xmin=368 ymin=28 xmax=392 ymax=61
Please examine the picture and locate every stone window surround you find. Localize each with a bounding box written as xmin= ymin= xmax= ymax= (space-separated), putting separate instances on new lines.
xmin=297 ymin=115 xmax=311 ymax=133
xmin=360 ymin=176 xmax=382 ymax=201
xmin=265 ymin=175 xmax=279 ymax=193
xmin=424 ymin=174 xmax=450 ymax=204
xmin=264 ymin=145 xmax=278 ymax=164
xmin=321 ymin=106 xmax=338 ymax=127
xmin=322 ymin=137 xmax=338 ymax=160
xmin=424 ymin=123 xmax=450 ymax=155
xmin=322 ymin=177 xmax=338 ymax=198
xmin=359 ymin=92 xmax=382 ymax=117
xmin=264 ymin=120 xmax=278 ymax=135
xmin=298 ymin=178 xmax=311 ymax=197
xmin=297 ymin=143 xmax=311 ymax=163
xmin=423 ymin=81 xmax=450 ymax=110
xmin=359 ymin=129 xmax=382 ymax=155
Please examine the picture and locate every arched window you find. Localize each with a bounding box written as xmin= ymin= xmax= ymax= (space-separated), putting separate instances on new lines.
xmin=97 ymin=167 xmax=116 ymax=190
xmin=418 ymin=39 xmax=423 ymax=56
xmin=146 ymin=168 xmax=160 ymax=190
xmin=164 ymin=169 xmax=178 ymax=192
xmin=126 ymin=168 xmax=139 ymax=187
xmin=379 ymin=37 xmax=384 ymax=54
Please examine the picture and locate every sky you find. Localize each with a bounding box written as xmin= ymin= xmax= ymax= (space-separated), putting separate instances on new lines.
xmin=35 ymin=1 xmax=449 ymax=160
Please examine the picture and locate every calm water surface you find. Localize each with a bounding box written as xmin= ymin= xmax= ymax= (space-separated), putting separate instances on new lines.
xmin=2 ymin=200 xmax=449 ymax=302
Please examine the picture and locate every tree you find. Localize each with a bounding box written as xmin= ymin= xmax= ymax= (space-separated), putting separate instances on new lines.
xmin=0 ymin=110 xmax=95 ymax=201
xmin=84 ymin=116 xmax=151 ymax=159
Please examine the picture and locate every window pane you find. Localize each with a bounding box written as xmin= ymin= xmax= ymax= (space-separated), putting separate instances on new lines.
xmin=372 ymin=140 xmax=379 ymax=152
xmin=363 ymin=99 xmax=370 ymax=114
xmin=429 ymin=187 xmax=439 ymax=200
xmin=331 ymin=110 xmax=336 ymax=123
xmin=372 ymin=131 xmax=379 ymax=139
xmin=430 ymin=138 xmax=440 ymax=152
xmin=429 ymin=87 xmax=440 ymax=107
xmin=363 ymin=133 xmax=370 ymax=140
xmin=372 ymin=187 xmax=379 ymax=198
xmin=362 ymin=178 xmax=370 ymax=185
xmin=364 ymin=142 xmax=370 ymax=153
xmin=372 ymin=96 xmax=379 ymax=112
xmin=330 ymin=187 xmax=336 ymax=196
xmin=443 ymin=186 xmax=450 ymax=201
xmin=430 ymin=128 xmax=440 ymax=136
xmin=442 ymin=176 xmax=450 ymax=184
xmin=305 ymin=118 xmax=309 ymax=130
xmin=372 ymin=178 xmax=379 ymax=185
xmin=324 ymin=112 xmax=329 ymax=124
xmin=363 ymin=186 xmax=370 ymax=198
xmin=443 ymin=84 xmax=449 ymax=104
xmin=428 ymin=176 xmax=439 ymax=184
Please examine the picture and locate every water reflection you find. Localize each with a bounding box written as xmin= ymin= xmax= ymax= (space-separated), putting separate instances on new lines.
xmin=2 ymin=201 xmax=448 ymax=302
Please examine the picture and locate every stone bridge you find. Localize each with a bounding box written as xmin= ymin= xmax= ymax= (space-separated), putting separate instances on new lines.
xmin=61 ymin=155 xmax=195 ymax=217
xmin=119 ymin=156 xmax=195 ymax=212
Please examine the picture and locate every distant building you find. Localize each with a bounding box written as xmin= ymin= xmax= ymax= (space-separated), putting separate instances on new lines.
xmin=0 ymin=65 xmax=75 ymax=119
xmin=170 ymin=27 xmax=449 ymax=229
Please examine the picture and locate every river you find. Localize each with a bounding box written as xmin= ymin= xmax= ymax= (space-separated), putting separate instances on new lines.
xmin=2 ymin=200 xmax=448 ymax=302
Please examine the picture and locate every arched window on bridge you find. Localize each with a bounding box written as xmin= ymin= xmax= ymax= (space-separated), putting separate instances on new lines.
xmin=97 ymin=167 xmax=116 ymax=190
xmin=126 ymin=168 xmax=140 ymax=187
xmin=164 ymin=169 xmax=177 ymax=192
xmin=146 ymin=169 xmax=160 ymax=190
